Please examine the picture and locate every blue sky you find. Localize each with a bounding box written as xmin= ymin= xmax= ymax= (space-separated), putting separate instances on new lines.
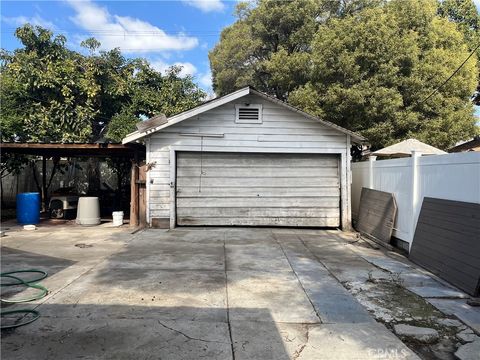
xmin=1 ymin=0 xmax=240 ymax=94
xmin=2 ymin=0 xmax=480 ymax=116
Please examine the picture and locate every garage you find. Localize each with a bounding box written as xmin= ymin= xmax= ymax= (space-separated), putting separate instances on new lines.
xmin=175 ymin=152 xmax=340 ymax=227
xmin=122 ymin=86 xmax=364 ymax=230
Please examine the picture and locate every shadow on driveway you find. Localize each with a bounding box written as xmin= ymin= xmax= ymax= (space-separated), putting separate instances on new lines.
xmin=1 ymin=228 xmax=419 ymax=359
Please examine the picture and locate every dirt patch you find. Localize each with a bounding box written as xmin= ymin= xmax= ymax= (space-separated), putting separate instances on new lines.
xmin=345 ymin=278 xmax=465 ymax=360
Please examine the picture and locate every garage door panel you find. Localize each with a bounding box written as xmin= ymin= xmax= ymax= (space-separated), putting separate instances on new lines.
xmin=178 ymin=217 xmax=340 ymax=227
xmin=177 ymin=152 xmax=339 ymax=167
xmin=177 ymin=167 xmax=338 ymax=178
xmin=177 ymin=196 xmax=340 ymax=208
xmin=175 ymin=207 xmax=340 ymax=218
xmin=176 ymin=152 xmax=340 ymax=227
xmin=177 ymin=177 xmax=339 ymax=188
xmin=177 ymin=186 xmax=340 ymax=197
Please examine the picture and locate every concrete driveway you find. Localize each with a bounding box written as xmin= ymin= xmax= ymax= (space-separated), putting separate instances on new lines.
xmin=1 ymin=227 xmax=418 ymax=359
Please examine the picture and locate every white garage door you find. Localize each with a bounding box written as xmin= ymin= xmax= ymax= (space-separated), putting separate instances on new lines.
xmin=176 ymin=152 xmax=340 ymax=227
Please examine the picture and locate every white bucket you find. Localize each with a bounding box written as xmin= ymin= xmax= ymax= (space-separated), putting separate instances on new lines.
xmin=76 ymin=197 xmax=101 ymax=226
xmin=112 ymin=211 xmax=124 ymax=226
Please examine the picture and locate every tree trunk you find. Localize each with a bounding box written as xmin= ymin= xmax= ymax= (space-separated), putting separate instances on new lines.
xmin=116 ymin=163 xmax=122 ymax=192
xmin=0 ymin=176 xmax=4 ymax=209
xmin=42 ymin=156 xmax=47 ymax=212
xmin=87 ymin=158 xmax=101 ymax=195
xmin=31 ymin=162 xmax=41 ymax=194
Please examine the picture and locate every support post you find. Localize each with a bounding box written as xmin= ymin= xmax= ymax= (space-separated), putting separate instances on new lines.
xmin=130 ymin=154 xmax=139 ymax=227
xmin=368 ymin=155 xmax=377 ymax=189
xmin=343 ymin=135 xmax=352 ymax=230
xmin=410 ymin=150 xmax=421 ymax=249
xmin=145 ymin=138 xmax=150 ymax=227
xmin=42 ymin=156 xmax=47 ymax=212
xmin=169 ymin=149 xmax=176 ymax=229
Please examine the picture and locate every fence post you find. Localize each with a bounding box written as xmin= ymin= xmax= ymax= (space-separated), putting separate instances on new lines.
xmin=410 ymin=151 xmax=421 ymax=249
xmin=368 ymin=155 xmax=377 ymax=189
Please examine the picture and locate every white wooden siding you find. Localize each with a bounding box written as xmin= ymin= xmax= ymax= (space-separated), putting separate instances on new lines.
xmin=147 ymin=94 xmax=349 ymax=227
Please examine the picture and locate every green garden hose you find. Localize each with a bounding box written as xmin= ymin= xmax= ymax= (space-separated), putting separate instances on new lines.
xmin=0 ymin=309 xmax=40 ymax=329
xmin=1 ymin=269 xmax=48 ymax=329
xmin=1 ymin=270 xmax=47 ymax=286
xmin=1 ymin=274 xmax=48 ymax=303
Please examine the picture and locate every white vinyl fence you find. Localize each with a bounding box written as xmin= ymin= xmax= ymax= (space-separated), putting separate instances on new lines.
xmin=351 ymin=152 xmax=480 ymax=250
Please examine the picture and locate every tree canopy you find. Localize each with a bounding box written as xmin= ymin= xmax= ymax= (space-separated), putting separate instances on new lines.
xmin=209 ymin=0 xmax=380 ymax=100
xmin=0 ymin=24 xmax=206 ymax=143
xmin=438 ymin=0 xmax=480 ymax=105
xmin=210 ymin=0 xmax=479 ymax=149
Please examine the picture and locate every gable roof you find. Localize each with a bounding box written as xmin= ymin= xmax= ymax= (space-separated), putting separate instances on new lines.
xmin=122 ymin=86 xmax=365 ymax=144
xmin=448 ymin=136 xmax=480 ymax=153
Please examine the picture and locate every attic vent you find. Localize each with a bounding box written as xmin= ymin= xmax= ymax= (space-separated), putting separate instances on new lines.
xmin=239 ymin=107 xmax=259 ymax=120
xmin=235 ymin=104 xmax=262 ymax=124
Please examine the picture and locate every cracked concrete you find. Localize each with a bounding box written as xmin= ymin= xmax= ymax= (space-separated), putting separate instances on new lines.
xmin=1 ymin=226 xmax=420 ymax=359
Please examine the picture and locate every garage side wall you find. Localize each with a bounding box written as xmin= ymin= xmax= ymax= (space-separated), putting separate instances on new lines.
xmin=146 ymin=94 xmax=350 ymax=229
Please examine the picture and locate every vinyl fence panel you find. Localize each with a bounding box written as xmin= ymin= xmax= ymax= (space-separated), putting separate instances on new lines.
xmin=352 ymin=152 xmax=480 ymax=250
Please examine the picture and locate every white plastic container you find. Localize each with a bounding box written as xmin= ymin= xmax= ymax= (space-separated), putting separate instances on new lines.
xmin=76 ymin=197 xmax=101 ymax=226
xmin=112 ymin=211 xmax=124 ymax=226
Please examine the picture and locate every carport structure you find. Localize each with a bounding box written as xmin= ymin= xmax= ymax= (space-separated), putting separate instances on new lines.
xmin=0 ymin=142 xmax=146 ymax=226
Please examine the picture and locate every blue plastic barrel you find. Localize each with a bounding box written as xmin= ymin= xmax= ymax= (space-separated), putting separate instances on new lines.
xmin=16 ymin=192 xmax=41 ymax=225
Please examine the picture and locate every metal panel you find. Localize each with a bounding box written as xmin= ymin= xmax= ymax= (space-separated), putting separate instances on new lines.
xmin=356 ymin=188 xmax=397 ymax=245
xmin=176 ymin=152 xmax=340 ymax=227
xmin=410 ymin=197 xmax=480 ymax=296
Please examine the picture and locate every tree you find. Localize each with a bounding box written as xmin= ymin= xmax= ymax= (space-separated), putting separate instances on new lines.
xmin=210 ymin=0 xmax=478 ymax=149
xmin=209 ymin=0 xmax=381 ymax=100
xmin=0 ymin=25 xmax=98 ymax=142
xmin=289 ymin=0 xmax=478 ymax=149
xmin=0 ymin=25 xmax=206 ymax=144
xmin=0 ymin=63 xmax=26 ymax=142
xmin=438 ymin=0 xmax=480 ymax=104
xmin=1 ymin=25 xmax=206 ymax=206
xmin=105 ymin=65 xmax=206 ymax=142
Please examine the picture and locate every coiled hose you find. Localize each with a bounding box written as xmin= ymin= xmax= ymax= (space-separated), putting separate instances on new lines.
xmin=1 ymin=269 xmax=48 ymax=329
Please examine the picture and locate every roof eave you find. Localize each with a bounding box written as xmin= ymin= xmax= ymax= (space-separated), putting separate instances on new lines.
xmin=248 ymin=88 xmax=365 ymax=143
xmin=122 ymin=87 xmax=251 ymax=144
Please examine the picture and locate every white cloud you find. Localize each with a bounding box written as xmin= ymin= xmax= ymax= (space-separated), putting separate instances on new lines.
xmin=66 ymin=0 xmax=198 ymax=53
xmin=150 ymin=59 xmax=198 ymax=78
xmin=475 ymin=0 xmax=480 ymax=10
xmin=177 ymin=62 xmax=198 ymax=77
xmin=150 ymin=60 xmax=214 ymax=94
xmin=197 ymin=70 xmax=215 ymax=97
xmin=198 ymin=71 xmax=213 ymax=89
xmin=2 ymin=15 xmax=56 ymax=30
xmin=182 ymin=0 xmax=225 ymax=12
